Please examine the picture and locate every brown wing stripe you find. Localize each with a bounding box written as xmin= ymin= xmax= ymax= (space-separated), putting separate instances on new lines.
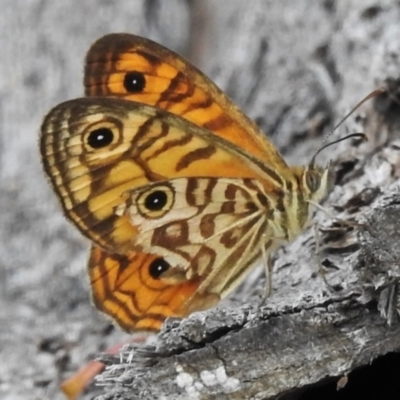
xmin=157 ymin=70 xmax=192 ymax=106
xmin=176 ymin=145 xmax=216 ymax=171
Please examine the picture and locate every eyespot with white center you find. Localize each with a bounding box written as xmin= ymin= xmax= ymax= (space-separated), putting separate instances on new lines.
xmin=124 ymin=71 xmax=146 ymax=93
xmin=136 ymin=183 xmax=175 ymax=219
xmin=82 ymin=118 xmax=123 ymax=152
xmin=149 ymin=257 xmax=170 ymax=279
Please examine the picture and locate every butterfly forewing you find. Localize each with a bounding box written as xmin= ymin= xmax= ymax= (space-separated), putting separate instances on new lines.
xmin=85 ymin=33 xmax=289 ymax=168
xmin=41 ymin=97 xmax=286 ymax=254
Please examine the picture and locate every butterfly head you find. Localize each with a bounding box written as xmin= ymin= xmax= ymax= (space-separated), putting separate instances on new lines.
xmin=298 ymin=89 xmax=376 ymax=204
xmin=288 ymin=132 xmax=366 ymax=233
xmin=301 ymin=163 xmax=333 ymax=204
xmin=303 ymin=132 xmax=367 ymax=204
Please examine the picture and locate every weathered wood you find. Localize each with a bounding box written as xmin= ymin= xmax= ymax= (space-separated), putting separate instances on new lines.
xmin=2 ymin=1 xmax=400 ymax=400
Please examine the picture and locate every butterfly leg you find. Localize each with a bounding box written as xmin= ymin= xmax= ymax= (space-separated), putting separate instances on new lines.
xmin=259 ymin=242 xmax=273 ymax=305
xmin=313 ymin=222 xmax=340 ymax=291
xmin=309 ymin=200 xmax=365 ymax=291
xmin=264 ymin=256 xmax=273 ymax=298
xmin=308 ymin=200 xmax=365 ymax=229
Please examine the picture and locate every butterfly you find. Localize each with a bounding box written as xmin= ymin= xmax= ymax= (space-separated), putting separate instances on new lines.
xmin=40 ymin=33 xmax=332 ymax=334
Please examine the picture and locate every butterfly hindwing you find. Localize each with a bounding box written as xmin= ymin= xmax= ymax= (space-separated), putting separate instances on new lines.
xmin=118 ymin=176 xmax=276 ymax=299
xmin=88 ymin=245 xmax=220 ymax=332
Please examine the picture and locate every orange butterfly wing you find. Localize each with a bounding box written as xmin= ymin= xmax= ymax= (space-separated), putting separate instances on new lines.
xmin=89 ymin=246 xmax=219 ymax=332
xmin=82 ymin=34 xmax=286 ymax=331
xmin=84 ymin=33 xmax=289 ymax=168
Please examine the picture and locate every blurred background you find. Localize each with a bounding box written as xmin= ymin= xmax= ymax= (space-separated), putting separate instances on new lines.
xmin=1 ymin=1 xmax=398 ymax=399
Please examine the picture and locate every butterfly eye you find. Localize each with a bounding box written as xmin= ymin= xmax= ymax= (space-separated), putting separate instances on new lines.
xmin=124 ymin=71 xmax=146 ymax=93
xmin=305 ymin=170 xmax=321 ymax=193
xmin=137 ymin=184 xmax=175 ymax=218
xmin=87 ymin=128 xmax=114 ymax=148
xmin=149 ymin=257 xmax=170 ymax=279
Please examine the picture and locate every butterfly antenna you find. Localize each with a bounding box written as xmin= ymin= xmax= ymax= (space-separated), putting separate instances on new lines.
xmin=310 ymin=88 xmax=386 ymax=167
xmin=310 ymin=133 xmax=367 ymax=167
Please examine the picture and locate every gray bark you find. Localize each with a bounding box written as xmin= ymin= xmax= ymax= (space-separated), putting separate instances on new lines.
xmin=2 ymin=1 xmax=400 ymax=400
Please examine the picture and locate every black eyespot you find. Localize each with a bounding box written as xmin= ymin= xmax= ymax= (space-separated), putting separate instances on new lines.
xmin=149 ymin=258 xmax=170 ymax=279
xmin=123 ymin=71 xmax=146 ymax=93
xmin=87 ymin=128 xmax=114 ymax=149
xmin=144 ymin=190 xmax=168 ymax=211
